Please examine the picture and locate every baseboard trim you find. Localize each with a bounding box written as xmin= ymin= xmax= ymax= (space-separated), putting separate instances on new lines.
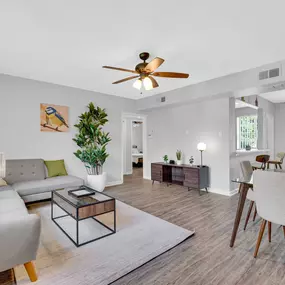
xmin=203 ymin=188 xmax=232 ymax=196
xmin=143 ymin=177 xmax=232 ymax=197
xmin=229 ymin=188 xmax=239 ymax=196
xmin=144 ymin=176 xmax=151 ymax=180
xmin=106 ymin=180 xmax=123 ymax=187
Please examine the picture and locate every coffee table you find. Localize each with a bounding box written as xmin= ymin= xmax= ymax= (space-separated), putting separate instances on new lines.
xmin=51 ymin=186 xmax=116 ymax=247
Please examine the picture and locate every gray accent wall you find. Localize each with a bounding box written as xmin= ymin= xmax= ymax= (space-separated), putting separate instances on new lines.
xmin=0 ymin=74 xmax=136 ymax=185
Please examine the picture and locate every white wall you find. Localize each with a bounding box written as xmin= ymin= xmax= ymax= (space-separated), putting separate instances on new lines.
xmin=0 ymin=74 xmax=136 ymax=184
xmin=122 ymin=117 xmax=133 ymax=175
xmin=144 ymin=97 xmax=231 ymax=195
xmin=132 ymin=123 xmax=143 ymax=152
xmin=275 ymin=103 xmax=285 ymax=156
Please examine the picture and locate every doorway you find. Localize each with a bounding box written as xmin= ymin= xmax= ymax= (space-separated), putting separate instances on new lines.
xmin=122 ymin=113 xmax=147 ymax=181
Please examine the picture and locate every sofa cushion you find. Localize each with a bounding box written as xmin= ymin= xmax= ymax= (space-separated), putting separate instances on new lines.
xmin=44 ymin=159 xmax=68 ymax=177
xmin=0 ymin=191 xmax=27 ymax=215
xmin=12 ymin=175 xmax=84 ymax=197
xmin=0 ymin=190 xmax=20 ymax=199
xmin=5 ymin=159 xmax=46 ymax=184
xmin=0 ymin=185 xmax=14 ymax=192
xmin=0 ymin=178 xmax=7 ymax=186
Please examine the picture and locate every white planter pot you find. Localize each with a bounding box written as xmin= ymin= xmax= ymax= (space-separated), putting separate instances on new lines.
xmin=87 ymin=172 xmax=107 ymax=192
xmin=177 ymin=160 xmax=182 ymax=165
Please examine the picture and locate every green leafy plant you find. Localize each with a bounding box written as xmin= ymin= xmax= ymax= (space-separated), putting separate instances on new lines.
xmin=73 ymin=102 xmax=111 ymax=175
xmin=176 ymin=150 xmax=182 ymax=160
xmin=163 ymin=155 xmax=168 ymax=163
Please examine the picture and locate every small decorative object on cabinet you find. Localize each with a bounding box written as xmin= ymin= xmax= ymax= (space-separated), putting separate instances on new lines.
xmin=169 ymin=160 xmax=175 ymax=164
xmin=189 ymin=156 xmax=194 ymax=166
xmin=163 ymin=155 xmax=169 ymax=163
xmin=176 ymin=150 xmax=182 ymax=165
xmin=151 ymin=162 xmax=209 ymax=195
xmin=197 ymin=142 xmax=206 ymax=166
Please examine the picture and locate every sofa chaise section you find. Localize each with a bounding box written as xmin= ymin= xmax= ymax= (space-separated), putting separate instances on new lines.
xmin=4 ymin=159 xmax=84 ymax=202
xmin=0 ymin=190 xmax=41 ymax=282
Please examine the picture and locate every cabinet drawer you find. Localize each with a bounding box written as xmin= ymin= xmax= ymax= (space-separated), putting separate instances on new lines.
xmin=151 ymin=164 xmax=163 ymax=181
xmin=184 ymin=168 xmax=199 ymax=178
xmin=184 ymin=179 xmax=199 ymax=188
xmin=183 ymin=168 xmax=199 ymax=188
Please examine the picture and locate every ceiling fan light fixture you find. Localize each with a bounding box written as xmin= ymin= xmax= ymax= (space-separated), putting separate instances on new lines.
xmin=143 ymin=77 xmax=153 ymax=90
xmin=133 ymin=78 xmax=142 ymax=90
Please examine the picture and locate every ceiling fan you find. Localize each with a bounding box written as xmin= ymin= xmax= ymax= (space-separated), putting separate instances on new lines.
xmin=102 ymin=52 xmax=189 ymax=91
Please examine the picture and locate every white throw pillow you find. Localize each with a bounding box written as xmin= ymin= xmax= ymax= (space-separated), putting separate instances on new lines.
xmin=0 ymin=178 xmax=7 ymax=186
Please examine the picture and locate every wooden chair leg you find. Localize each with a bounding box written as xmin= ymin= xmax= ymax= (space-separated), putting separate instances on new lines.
xmin=279 ymin=163 xmax=282 ymax=170
xmin=268 ymin=222 xmax=272 ymax=242
xmin=24 ymin=262 xmax=38 ymax=282
xmin=254 ymin=219 xmax=267 ymax=258
xmin=244 ymin=201 xmax=254 ymax=230
xmin=253 ymin=206 xmax=257 ymax=222
xmin=283 ymin=226 xmax=285 ymax=238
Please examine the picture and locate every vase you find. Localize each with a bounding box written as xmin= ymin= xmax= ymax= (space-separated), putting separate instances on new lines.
xmin=87 ymin=172 xmax=107 ymax=192
xmin=177 ymin=160 xmax=182 ymax=165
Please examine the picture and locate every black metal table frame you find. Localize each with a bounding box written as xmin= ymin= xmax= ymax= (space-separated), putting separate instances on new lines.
xmin=51 ymin=190 xmax=116 ymax=247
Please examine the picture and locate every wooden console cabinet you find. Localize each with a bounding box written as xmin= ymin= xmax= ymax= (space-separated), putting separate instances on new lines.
xmin=151 ymin=162 xmax=209 ymax=194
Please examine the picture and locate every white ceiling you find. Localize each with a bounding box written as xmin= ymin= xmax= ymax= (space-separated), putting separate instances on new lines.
xmin=260 ymin=90 xmax=285 ymax=103
xmin=1 ymin=0 xmax=285 ymax=99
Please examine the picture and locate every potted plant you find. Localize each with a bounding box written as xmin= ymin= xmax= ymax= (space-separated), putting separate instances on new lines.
xmin=176 ymin=150 xmax=182 ymax=165
xmin=189 ymin=156 xmax=194 ymax=166
xmin=73 ymin=102 xmax=111 ymax=192
xmin=163 ymin=155 xmax=168 ymax=163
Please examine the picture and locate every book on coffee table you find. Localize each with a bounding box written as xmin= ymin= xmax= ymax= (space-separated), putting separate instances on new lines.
xmin=68 ymin=188 xmax=95 ymax=198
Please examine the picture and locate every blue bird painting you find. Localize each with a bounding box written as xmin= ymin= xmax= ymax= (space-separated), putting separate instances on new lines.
xmin=40 ymin=104 xmax=69 ymax=132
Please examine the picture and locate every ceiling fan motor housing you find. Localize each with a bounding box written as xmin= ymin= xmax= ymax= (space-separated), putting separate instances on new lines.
xmin=135 ymin=62 xmax=148 ymax=74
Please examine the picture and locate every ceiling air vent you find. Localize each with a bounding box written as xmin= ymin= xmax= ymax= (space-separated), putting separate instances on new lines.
xmin=259 ymin=68 xmax=280 ymax=80
xmin=161 ymin=96 xmax=166 ymax=103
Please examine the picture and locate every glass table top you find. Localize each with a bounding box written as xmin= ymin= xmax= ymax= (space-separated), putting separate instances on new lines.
xmin=53 ymin=186 xmax=115 ymax=208
xmin=232 ymin=169 xmax=285 ymax=185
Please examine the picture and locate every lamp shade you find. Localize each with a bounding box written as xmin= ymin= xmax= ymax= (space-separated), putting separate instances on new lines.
xmin=143 ymin=77 xmax=153 ymax=90
xmin=197 ymin=142 xmax=206 ymax=151
xmin=0 ymin=153 xmax=6 ymax=178
xmin=133 ymin=79 xmax=142 ymax=90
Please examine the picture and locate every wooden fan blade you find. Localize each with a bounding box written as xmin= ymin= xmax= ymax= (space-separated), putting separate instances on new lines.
xmin=103 ymin=66 xmax=138 ymax=74
xmin=145 ymin=57 xmax=165 ymax=73
xmin=152 ymin=72 xmax=189 ymax=78
xmin=148 ymin=76 xmax=159 ymax=88
xmin=112 ymin=75 xmax=139 ymax=84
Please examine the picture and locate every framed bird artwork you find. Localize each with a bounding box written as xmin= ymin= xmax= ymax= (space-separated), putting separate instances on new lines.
xmin=40 ymin=103 xmax=69 ymax=132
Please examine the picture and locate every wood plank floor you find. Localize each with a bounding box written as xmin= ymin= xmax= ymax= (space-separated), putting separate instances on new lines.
xmin=1 ymin=168 xmax=285 ymax=285
xmin=106 ymin=168 xmax=285 ymax=285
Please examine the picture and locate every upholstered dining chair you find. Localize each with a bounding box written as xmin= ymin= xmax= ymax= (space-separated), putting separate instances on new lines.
xmin=252 ymin=155 xmax=270 ymax=170
xmin=240 ymin=161 xmax=257 ymax=230
xmin=267 ymin=152 xmax=285 ymax=169
xmin=253 ymin=170 xmax=285 ymax=258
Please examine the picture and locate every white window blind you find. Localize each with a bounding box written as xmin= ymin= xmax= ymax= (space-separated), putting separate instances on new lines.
xmin=237 ymin=115 xmax=258 ymax=150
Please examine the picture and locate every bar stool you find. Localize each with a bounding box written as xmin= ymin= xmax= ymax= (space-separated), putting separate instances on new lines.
xmin=267 ymin=152 xmax=285 ymax=169
xmin=252 ymin=155 xmax=270 ymax=170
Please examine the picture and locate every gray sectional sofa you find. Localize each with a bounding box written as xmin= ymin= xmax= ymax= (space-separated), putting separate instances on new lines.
xmin=0 ymin=159 xmax=84 ymax=282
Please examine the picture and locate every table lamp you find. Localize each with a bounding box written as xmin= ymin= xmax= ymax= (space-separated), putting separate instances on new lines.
xmin=197 ymin=143 xmax=206 ymax=166
xmin=0 ymin=153 xmax=6 ymax=178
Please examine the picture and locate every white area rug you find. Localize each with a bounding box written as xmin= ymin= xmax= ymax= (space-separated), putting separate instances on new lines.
xmin=15 ymin=201 xmax=194 ymax=285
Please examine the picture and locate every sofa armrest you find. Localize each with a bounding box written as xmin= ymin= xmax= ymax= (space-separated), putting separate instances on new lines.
xmin=0 ymin=214 xmax=41 ymax=272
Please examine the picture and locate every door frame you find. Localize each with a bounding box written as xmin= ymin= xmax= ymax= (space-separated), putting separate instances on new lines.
xmin=121 ymin=112 xmax=147 ymax=181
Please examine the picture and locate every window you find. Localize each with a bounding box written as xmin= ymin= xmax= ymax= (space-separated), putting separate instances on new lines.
xmin=236 ymin=115 xmax=258 ymax=150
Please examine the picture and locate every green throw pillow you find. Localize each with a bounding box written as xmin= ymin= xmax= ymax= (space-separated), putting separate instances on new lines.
xmin=44 ymin=160 xmax=68 ymax=177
